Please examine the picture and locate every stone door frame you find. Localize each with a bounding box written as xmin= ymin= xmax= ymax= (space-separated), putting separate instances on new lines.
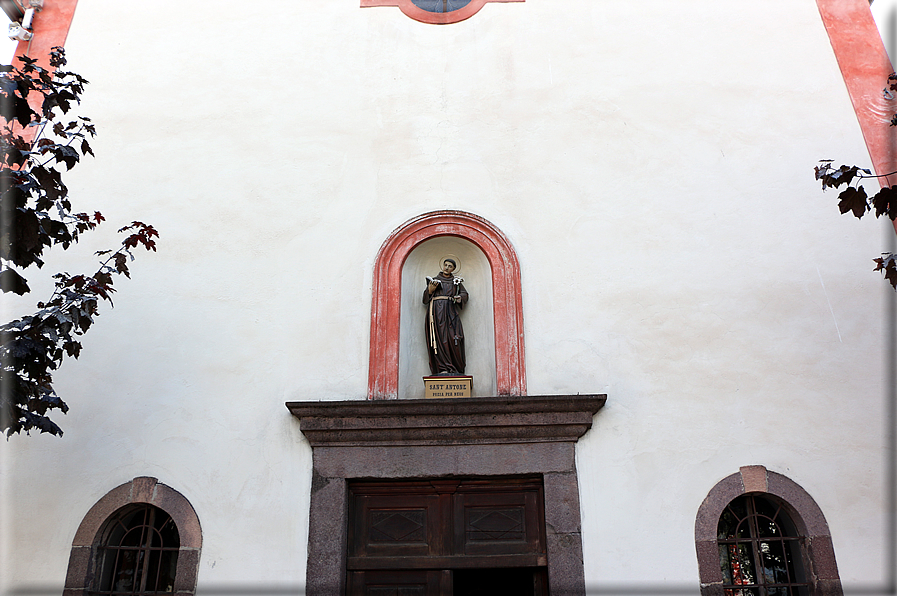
xmin=287 ymin=394 xmax=605 ymax=595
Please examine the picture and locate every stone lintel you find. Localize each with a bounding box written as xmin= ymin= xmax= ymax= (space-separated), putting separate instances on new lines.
xmin=286 ymin=394 xmax=606 ymax=446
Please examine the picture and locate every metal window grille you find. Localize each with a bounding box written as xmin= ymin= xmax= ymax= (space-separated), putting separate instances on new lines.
xmin=93 ymin=504 xmax=180 ymax=595
xmin=410 ymin=0 xmax=472 ymax=13
xmin=717 ymin=495 xmax=809 ymax=596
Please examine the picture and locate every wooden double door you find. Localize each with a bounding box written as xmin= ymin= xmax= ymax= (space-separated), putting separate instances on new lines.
xmin=347 ymin=477 xmax=549 ymax=596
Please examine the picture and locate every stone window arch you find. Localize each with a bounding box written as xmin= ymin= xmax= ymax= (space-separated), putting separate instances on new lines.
xmin=368 ymin=210 xmax=525 ymax=399
xmin=695 ymin=466 xmax=843 ymax=596
xmin=63 ymin=477 xmax=201 ymax=596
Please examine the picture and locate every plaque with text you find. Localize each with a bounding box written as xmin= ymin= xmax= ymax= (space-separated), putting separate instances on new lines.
xmin=423 ymin=376 xmax=472 ymax=398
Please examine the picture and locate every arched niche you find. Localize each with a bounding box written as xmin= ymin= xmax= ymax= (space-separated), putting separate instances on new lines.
xmin=369 ymin=210 xmax=525 ymax=399
xmin=399 ymin=237 xmax=496 ymax=398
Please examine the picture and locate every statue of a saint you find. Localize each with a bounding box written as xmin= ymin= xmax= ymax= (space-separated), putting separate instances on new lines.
xmin=423 ymin=258 xmax=469 ymax=375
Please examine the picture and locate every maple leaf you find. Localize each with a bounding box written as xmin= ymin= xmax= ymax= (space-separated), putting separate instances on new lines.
xmin=837 ymin=186 xmax=868 ymax=219
xmin=0 ymin=268 xmax=30 ymax=295
xmin=871 ymin=186 xmax=897 ymax=220
xmin=874 ymin=254 xmax=897 ymax=290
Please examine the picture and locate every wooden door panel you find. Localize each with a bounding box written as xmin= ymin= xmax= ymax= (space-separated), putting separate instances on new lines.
xmin=454 ymin=491 xmax=544 ymax=556
xmin=347 ymin=477 xmax=548 ymax=595
xmin=350 ymin=494 xmax=442 ymax=557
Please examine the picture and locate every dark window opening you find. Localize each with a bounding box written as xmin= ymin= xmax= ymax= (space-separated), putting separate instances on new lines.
xmin=453 ymin=567 xmax=546 ymax=596
xmin=718 ymin=495 xmax=809 ymax=596
xmin=411 ymin=0 xmax=472 ymax=13
xmin=93 ymin=504 xmax=179 ymax=595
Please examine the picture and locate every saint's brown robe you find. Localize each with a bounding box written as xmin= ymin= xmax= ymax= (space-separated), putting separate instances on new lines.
xmin=423 ymin=272 xmax=468 ymax=375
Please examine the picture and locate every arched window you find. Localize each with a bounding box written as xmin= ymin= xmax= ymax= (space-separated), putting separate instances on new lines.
xmin=63 ymin=477 xmax=201 ymax=596
xmin=411 ymin=0 xmax=471 ymax=13
xmin=94 ymin=504 xmax=180 ymax=595
xmin=360 ymin=0 xmax=523 ymax=25
xmin=695 ymin=466 xmax=843 ymax=596
xmin=717 ymin=494 xmax=807 ymax=595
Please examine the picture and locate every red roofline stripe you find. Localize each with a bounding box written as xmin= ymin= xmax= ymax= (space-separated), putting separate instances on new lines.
xmin=816 ymin=0 xmax=897 ymax=233
xmin=11 ymin=0 xmax=78 ymax=70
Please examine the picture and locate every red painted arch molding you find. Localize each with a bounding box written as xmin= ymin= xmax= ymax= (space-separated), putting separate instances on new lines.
xmin=361 ymin=0 xmax=523 ymax=25
xmin=368 ymin=211 xmax=525 ymax=399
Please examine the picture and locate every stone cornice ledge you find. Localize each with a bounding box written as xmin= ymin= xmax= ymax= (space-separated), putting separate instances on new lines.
xmin=286 ymin=394 xmax=606 ymax=447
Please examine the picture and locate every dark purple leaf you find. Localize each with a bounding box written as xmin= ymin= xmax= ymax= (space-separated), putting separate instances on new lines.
xmin=837 ymin=186 xmax=868 ymax=219
xmin=0 ymin=268 xmax=30 ymax=295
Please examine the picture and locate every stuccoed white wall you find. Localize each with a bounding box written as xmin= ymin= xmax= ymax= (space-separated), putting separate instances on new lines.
xmin=1 ymin=0 xmax=892 ymax=592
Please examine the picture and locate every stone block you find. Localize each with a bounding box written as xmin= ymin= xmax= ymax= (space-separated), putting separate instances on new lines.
xmin=739 ymin=465 xmax=767 ymax=493
xmin=63 ymin=545 xmax=92 ymax=589
xmin=72 ymin=483 xmax=132 ymax=546
xmin=306 ymin=475 xmax=347 ymax=596
xmin=546 ymin=532 xmax=585 ymax=596
xmin=173 ymin=548 xmax=200 ymax=592
xmin=543 ymin=472 xmax=581 ymax=534
xmin=131 ymin=476 xmax=158 ymax=503
xmin=315 ymin=442 xmax=575 ymax=478
xmin=694 ymin=472 xmax=743 ymax=541
xmin=808 ymin=535 xmax=841 ymax=580
xmin=695 ymin=539 xmax=721 ymax=584
xmin=153 ymin=485 xmax=202 ymax=549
